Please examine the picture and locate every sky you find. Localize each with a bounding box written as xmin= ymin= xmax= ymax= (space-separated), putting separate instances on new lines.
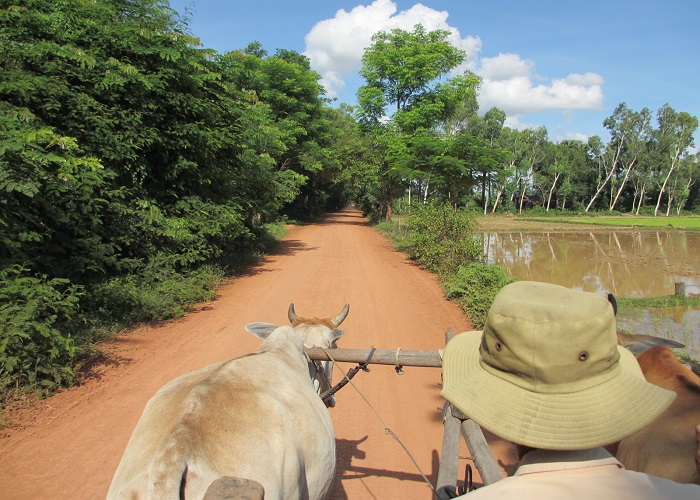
xmin=167 ymin=0 xmax=699 ymax=143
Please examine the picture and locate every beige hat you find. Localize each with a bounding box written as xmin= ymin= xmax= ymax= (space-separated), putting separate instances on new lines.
xmin=440 ymin=281 xmax=676 ymax=450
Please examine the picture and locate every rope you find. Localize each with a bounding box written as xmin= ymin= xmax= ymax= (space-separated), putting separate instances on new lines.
xmin=322 ymin=348 xmax=438 ymax=498
xmin=320 ymin=347 xmax=375 ymax=402
xmin=395 ymin=347 xmax=404 ymax=375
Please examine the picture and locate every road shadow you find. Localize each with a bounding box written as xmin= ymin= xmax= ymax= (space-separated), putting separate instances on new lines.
xmin=74 ymin=348 xmax=133 ymax=384
xmin=316 ymin=208 xmax=370 ymax=227
xmin=330 ymin=436 xmax=440 ymax=499
xmin=236 ymin=239 xmax=319 ymax=278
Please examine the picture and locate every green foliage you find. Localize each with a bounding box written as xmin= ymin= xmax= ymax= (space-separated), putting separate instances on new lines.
xmin=445 ymin=263 xmax=516 ymax=329
xmin=397 ymin=203 xmax=481 ymax=276
xmin=616 ymin=295 xmax=700 ymax=309
xmin=358 ymin=24 xmax=466 ymax=120
xmin=87 ymin=264 xmax=223 ymax=325
xmin=0 ymin=0 xmax=345 ymax=401
xmin=356 ymin=24 xmax=479 ymax=220
xmin=0 ymin=265 xmax=82 ymax=392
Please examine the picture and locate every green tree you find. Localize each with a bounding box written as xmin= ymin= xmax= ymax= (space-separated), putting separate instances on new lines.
xmin=465 ymin=108 xmax=509 ymax=213
xmin=356 ymin=24 xmax=478 ymax=219
xmin=553 ymin=140 xmax=592 ymax=210
xmin=652 ymin=104 xmax=697 ymax=216
xmin=358 ymin=24 xmax=467 ymax=122
xmin=0 ymin=0 xmax=347 ymax=393
xmin=515 ymin=127 xmax=549 ymax=212
xmin=605 ymin=104 xmax=652 ymax=211
xmin=220 ymin=46 xmax=338 ymax=218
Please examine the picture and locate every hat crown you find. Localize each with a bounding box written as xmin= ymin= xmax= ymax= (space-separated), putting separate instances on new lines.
xmin=479 ymin=282 xmax=620 ymax=393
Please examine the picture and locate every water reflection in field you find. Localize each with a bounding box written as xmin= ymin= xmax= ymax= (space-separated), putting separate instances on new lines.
xmin=482 ymin=230 xmax=700 ymax=359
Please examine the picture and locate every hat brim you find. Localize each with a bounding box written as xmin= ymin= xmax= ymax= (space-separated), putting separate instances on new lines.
xmin=440 ymin=331 xmax=676 ymax=450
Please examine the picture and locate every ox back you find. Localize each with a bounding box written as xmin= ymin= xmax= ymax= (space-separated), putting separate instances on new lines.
xmin=615 ymin=345 xmax=700 ymax=485
xmin=106 ymin=326 xmax=336 ymax=499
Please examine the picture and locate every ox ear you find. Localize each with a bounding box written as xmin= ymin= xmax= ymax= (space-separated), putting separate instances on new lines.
xmin=607 ymin=293 xmax=617 ymax=315
xmin=329 ymin=328 xmax=344 ymax=345
xmin=245 ymin=322 xmax=279 ymax=340
xmin=617 ymin=331 xmax=685 ymax=354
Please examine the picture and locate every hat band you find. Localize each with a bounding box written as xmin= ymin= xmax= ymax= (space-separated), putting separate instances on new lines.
xmin=478 ymin=350 xmax=624 ymax=394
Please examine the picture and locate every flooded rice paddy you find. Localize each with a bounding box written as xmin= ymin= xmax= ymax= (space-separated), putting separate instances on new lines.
xmin=482 ymin=230 xmax=700 ymax=360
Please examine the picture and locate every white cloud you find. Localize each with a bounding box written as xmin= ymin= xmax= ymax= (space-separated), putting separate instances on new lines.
xmin=478 ymin=53 xmax=604 ymax=115
xmin=304 ymin=1 xmax=604 ymax=138
xmin=504 ymin=115 xmax=537 ymax=131
xmin=567 ymin=131 xmax=591 ymax=142
xmin=479 ymin=53 xmax=533 ymax=81
xmin=303 ymin=0 xmax=481 ymax=97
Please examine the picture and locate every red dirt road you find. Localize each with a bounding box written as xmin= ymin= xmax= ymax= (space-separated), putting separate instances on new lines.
xmin=0 ymin=207 xmax=517 ymax=499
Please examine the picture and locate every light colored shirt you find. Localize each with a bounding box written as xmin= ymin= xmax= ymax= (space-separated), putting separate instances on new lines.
xmin=458 ymin=448 xmax=700 ymax=499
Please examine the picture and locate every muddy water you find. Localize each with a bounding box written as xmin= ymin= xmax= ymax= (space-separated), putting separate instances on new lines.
xmin=482 ymin=230 xmax=700 ymax=360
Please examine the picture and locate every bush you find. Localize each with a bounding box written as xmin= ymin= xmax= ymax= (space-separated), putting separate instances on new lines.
xmin=445 ymin=262 xmax=516 ymax=329
xmin=0 ymin=265 xmax=83 ymax=394
xmin=87 ymin=263 xmax=224 ymax=326
xmin=397 ymin=203 xmax=481 ymax=276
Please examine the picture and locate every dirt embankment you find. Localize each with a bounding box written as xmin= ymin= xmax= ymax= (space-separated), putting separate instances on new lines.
xmin=476 ymin=214 xmax=615 ymax=232
xmin=0 ymin=207 xmax=518 ymax=500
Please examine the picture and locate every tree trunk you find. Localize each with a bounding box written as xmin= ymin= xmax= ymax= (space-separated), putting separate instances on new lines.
xmin=610 ymin=159 xmax=635 ymax=211
xmin=483 ymin=180 xmax=490 ymax=215
xmin=586 ymin=165 xmax=616 ymax=212
xmin=635 ymin=183 xmax=646 ymax=215
xmin=492 ymin=187 xmax=504 ymax=214
xmin=546 ymin=173 xmax=561 ymax=212
xmin=655 ymin=146 xmax=682 ymax=216
xmin=655 ymin=165 xmax=676 ymax=216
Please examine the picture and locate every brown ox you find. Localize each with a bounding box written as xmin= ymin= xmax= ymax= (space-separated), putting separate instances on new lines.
xmin=107 ymin=304 xmax=349 ymax=500
xmin=613 ymin=345 xmax=700 ymax=485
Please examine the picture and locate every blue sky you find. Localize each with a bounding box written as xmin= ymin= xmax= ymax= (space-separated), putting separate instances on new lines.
xmin=168 ymin=0 xmax=699 ymax=143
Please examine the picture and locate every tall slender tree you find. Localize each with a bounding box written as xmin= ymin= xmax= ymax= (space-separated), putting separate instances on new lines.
xmin=652 ymin=104 xmax=697 ymax=216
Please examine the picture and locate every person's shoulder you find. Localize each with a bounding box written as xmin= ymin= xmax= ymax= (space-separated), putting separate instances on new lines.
xmin=625 ymin=470 xmax=700 ymax=498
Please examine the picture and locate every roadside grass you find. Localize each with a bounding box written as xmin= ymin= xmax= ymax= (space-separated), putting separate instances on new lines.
xmin=616 ymin=295 xmax=700 ymax=308
xmin=528 ymin=215 xmax=700 ymax=230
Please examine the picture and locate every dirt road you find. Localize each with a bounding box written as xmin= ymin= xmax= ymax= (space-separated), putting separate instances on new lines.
xmin=0 ymin=207 xmax=517 ymax=499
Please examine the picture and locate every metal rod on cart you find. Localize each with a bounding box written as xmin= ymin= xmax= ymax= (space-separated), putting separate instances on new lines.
xmin=304 ymin=347 xmax=442 ymax=367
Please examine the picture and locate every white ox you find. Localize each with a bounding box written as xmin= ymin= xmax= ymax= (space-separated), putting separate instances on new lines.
xmin=107 ymin=304 xmax=349 ymax=500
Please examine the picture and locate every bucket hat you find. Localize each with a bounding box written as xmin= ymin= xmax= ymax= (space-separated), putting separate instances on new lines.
xmin=440 ymin=281 xmax=676 ymax=450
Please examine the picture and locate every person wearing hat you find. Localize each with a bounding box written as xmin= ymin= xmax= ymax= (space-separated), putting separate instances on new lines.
xmin=441 ymin=281 xmax=700 ymax=498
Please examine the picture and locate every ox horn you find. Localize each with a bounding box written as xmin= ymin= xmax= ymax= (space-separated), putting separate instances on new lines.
xmin=331 ymin=304 xmax=350 ymax=327
xmin=288 ymin=303 xmax=297 ymax=324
